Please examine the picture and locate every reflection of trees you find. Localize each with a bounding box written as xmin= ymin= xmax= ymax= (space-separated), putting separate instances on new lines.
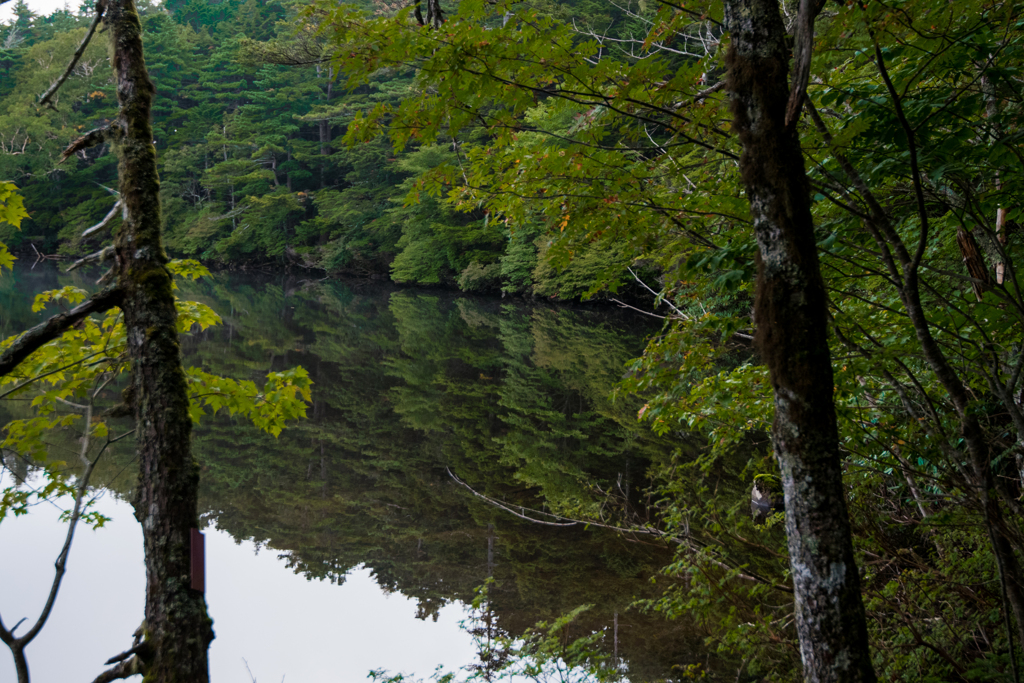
xmin=185 ymin=275 xmax=714 ymax=678
xmin=5 ymin=269 xmax=714 ymax=679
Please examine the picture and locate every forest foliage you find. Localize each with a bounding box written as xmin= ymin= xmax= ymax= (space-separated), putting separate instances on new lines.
xmin=3 ymin=0 xmax=1024 ymax=680
xmin=0 ymin=0 xmax=636 ymax=297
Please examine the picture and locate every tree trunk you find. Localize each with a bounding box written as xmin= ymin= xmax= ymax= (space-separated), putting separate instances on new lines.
xmin=106 ymin=0 xmax=214 ymax=679
xmin=722 ymin=1 xmax=876 ymax=681
xmin=319 ymin=119 xmax=330 ymax=189
xmin=286 ymin=150 xmax=293 ymax=192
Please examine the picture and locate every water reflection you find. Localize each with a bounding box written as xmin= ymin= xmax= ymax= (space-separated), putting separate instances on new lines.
xmin=1 ymin=263 xmax=707 ymax=681
xmin=0 ymin=488 xmax=477 ymax=681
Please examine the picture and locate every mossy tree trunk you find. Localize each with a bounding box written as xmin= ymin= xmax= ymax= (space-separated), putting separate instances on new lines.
xmin=722 ymin=1 xmax=876 ymax=681
xmin=105 ymin=0 xmax=214 ymax=679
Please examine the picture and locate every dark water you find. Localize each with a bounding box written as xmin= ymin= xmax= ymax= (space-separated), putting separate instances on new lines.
xmin=0 ymin=262 xmax=707 ymax=681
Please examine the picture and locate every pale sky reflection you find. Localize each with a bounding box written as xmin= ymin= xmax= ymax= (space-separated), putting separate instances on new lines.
xmin=0 ymin=489 xmax=479 ymax=682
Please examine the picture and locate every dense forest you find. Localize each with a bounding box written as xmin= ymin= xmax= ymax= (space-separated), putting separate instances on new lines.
xmin=3 ymin=0 xmax=1024 ymax=681
xmin=0 ymin=0 xmax=639 ymax=297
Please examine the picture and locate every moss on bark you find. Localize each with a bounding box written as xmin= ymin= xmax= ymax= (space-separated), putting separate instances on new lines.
xmin=103 ymin=0 xmax=215 ymax=679
xmin=722 ymin=1 xmax=876 ymax=681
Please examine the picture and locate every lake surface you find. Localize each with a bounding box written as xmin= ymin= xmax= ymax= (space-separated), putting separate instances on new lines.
xmin=0 ymin=262 xmax=704 ymax=681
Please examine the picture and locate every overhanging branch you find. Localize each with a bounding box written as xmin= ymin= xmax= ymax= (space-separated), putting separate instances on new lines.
xmin=0 ymin=284 xmax=122 ymax=378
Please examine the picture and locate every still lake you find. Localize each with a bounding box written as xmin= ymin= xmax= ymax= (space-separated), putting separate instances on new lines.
xmin=0 ymin=262 xmax=703 ymax=681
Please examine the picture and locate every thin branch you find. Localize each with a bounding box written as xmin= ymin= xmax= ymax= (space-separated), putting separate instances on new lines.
xmin=103 ymin=642 xmax=148 ymax=665
xmin=37 ymin=5 xmax=106 ymax=109
xmin=448 ymin=468 xmax=577 ymax=527
xmin=16 ymin=406 xmax=95 ymax=645
xmin=67 ymin=245 xmax=116 ymax=273
xmin=205 ymin=203 xmax=250 ymax=223
xmin=628 ymin=266 xmax=691 ymax=319
xmin=0 ymin=353 xmax=106 ymax=400
xmin=785 ymin=0 xmax=826 ymax=127
xmin=0 ymin=396 xmax=112 ymax=669
xmin=869 ymin=27 xmax=930 ymax=276
xmin=610 ymin=298 xmax=671 ymax=320
xmin=81 ymin=200 xmax=122 ymax=239
xmin=448 ymin=469 xmax=789 ymax=591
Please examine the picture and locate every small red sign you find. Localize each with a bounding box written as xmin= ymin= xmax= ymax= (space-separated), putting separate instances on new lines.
xmin=190 ymin=528 xmax=205 ymax=593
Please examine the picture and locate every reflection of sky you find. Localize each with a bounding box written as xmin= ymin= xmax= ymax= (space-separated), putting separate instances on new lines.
xmin=0 ymin=487 xmax=478 ymax=682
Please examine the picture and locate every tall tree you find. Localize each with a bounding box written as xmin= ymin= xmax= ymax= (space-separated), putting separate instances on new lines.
xmin=721 ymin=0 xmax=875 ymax=680
xmin=0 ymin=0 xmax=215 ymax=680
xmin=100 ymin=0 xmax=215 ymax=678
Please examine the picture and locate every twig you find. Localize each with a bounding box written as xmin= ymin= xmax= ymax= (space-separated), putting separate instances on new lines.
xmin=244 ymin=658 xmax=257 ymax=682
xmin=29 ymin=243 xmax=59 ymax=261
xmin=448 ymin=467 xmax=792 ymax=592
xmin=103 ymin=643 xmax=148 ymax=665
xmin=206 ymin=203 xmax=250 ymax=223
xmin=448 ymin=468 xmax=577 ymax=527
xmin=628 ymin=267 xmax=691 ymax=320
xmin=38 ymin=5 xmax=106 ymax=109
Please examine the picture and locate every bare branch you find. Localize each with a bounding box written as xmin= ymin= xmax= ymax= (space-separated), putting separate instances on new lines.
xmin=60 ymin=125 xmax=111 ymax=163
xmin=628 ymin=266 xmax=692 ymax=320
xmin=206 ymin=203 xmax=250 ymax=223
xmin=785 ymin=0 xmax=826 ymax=127
xmin=81 ymin=200 xmax=122 ymax=238
xmin=103 ymin=642 xmax=149 ymax=665
xmin=16 ymin=404 xmax=95 ymax=645
xmin=448 ymin=468 xmax=577 ymax=527
xmin=0 ymin=395 xmax=118 ymax=683
xmin=67 ymin=245 xmax=115 ymax=273
xmin=610 ymin=298 xmax=671 ymax=320
xmin=38 ymin=4 xmax=106 ymax=109
xmin=91 ymin=656 xmax=146 ymax=683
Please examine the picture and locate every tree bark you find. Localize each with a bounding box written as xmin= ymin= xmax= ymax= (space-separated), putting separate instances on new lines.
xmin=722 ymin=1 xmax=876 ymax=681
xmin=104 ymin=0 xmax=214 ymax=679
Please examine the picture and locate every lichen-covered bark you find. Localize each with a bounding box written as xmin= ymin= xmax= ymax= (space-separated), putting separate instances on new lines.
xmin=104 ymin=0 xmax=214 ymax=679
xmin=722 ymin=1 xmax=876 ymax=681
